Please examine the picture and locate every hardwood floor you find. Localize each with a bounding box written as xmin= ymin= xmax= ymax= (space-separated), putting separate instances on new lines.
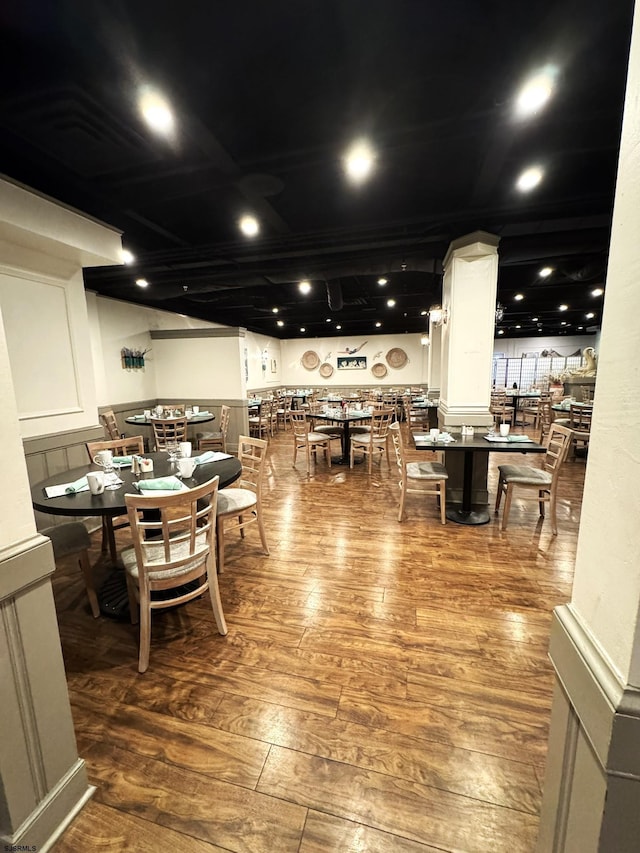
xmin=51 ymin=425 xmax=585 ymax=852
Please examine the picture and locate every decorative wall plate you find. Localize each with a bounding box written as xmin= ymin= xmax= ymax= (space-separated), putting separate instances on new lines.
xmin=371 ymin=362 xmax=388 ymax=378
xmin=386 ymin=347 xmax=408 ymax=369
xmin=301 ymin=350 xmax=320 ymax=370
xmin=319 ymin=362 xmax=334 ymax=378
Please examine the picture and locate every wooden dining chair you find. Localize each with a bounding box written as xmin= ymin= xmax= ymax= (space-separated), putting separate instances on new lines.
xmin=490 ymin=391 xmax=515 ymax=426
xmin=494 ymin=423 xmax=573 ymax=534
xmin=248 ymin=403 xmax=270 ymax=440
xmin=350 ymin=408 xmax=394 ymax=472
xmin=41 ymin=522 xmax=100 ymax=618
xmin=151 ymin=417 xmax=188 ymax=450
xmin=100 ymin=408 xmax=121 ymax=440
xmin=122 ymin=475 xmax=226 ymax=673
xmin=568 ymin=403 xmax=593 ymax=460
xmin=389 ymin=422 xmax=448 ymax=523
xmin=85 ymin=435 xmax=146 ymax=561
xmin=198 ymin=404 xmax=230 ymax=452
xmin=216 ymin=435 xmax=270 ymax=574
xmin=289 ymin=410 xmax=333 ymax=473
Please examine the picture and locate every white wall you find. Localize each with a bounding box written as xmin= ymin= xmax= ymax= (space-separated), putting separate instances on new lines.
xmin=245 ymin=330 xmax=282 ymax=391
xmin=281 ymin=333 xmax=428 ymax=388
xmin=153 ymin=335 xmax=245 ymax=400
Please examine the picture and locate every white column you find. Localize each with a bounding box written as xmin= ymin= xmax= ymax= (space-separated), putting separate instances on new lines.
xmin=426 ymin=315 xmax=442 ymax=397
xmin=439 ymin=231 xmax=499 ymax=431
xmin=537 ymin=5 xmax=640 ymax=850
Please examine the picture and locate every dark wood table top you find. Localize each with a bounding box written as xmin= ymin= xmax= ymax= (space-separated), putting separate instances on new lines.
xmin=414 ymin=433 xmax=546 ymax=453
xmin=311 ymin=410 xmax=372 ymax=423
xmin=125 ymin=413 xmax=215 ymax=427
xmin=32 ymin=452 xmax=241 ymax=518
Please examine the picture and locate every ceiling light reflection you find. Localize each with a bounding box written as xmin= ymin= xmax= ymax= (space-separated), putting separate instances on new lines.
xmin=516 ymin=165 xmax=543 ymax=192
xmin=343 ymin=139 xmax=375 ymax=184
xmin=515 ymin=66 xmax=558 ymax=118
xmin=139 ymin=87 xmax=175 ymax=135
xmin=239 ymin=215 xmax=259 ymax=237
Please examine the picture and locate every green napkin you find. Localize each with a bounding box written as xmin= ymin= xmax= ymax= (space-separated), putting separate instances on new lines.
xmin=507 ymin=435 xmax=532 ymax=442
xmin=193 ymin=450 xmax=215 ymax=465
xmin=135 ymin=476 xmax=183 ymax=491
xmin=112 ymin=455 xmax=133 ymax=465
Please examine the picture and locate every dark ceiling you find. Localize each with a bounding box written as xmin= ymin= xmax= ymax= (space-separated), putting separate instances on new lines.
xmin=0 ymin=1 xmax=633 ymax=339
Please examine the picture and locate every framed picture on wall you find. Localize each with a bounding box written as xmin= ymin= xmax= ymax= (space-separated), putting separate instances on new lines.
xmin=337 ymin=356 xmax=367 ymax=370
xmin=271 ymin=358 xmax=277 ymax=373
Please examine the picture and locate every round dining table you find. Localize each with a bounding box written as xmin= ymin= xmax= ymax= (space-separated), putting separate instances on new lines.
xmin=32 ymin=452 xmax=241 ymax=617
xmin=125 ymin=412 xmax=216 ymax=428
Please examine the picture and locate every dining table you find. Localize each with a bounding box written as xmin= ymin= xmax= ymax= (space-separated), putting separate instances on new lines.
xmin=414 ymin=431 xmax=546 ymax=525
xmin=309 ymin=409 xmax=372 ymax=464
xmin=125 ymin=412 xmax=216 ymax=428
xmin=32 ymin=451 xmax=241 ymax=616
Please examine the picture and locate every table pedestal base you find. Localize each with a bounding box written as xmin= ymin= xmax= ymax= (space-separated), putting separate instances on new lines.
xmin=446 ymin=506 xmax=491 ymax=525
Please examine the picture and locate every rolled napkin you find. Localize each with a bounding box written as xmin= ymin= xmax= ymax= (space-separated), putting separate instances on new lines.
xmin=192 ymin=450 xmax=216 ymax=465
xmin=507 ymin=434 xmax=532 ymax=442
xmin=45 ymin=476 xmax=89 ymax=498
xmin=134 ymin=476 xmax=183 ymax=491
xmin=112 ymin=455 xmax=133 ymax=465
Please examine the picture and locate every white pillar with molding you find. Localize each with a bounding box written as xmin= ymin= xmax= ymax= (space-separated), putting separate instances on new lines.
xmin=439 ymin=230 xmax=499 ymax=431
xmin=536 ymin=5 xmax=640 ymax=849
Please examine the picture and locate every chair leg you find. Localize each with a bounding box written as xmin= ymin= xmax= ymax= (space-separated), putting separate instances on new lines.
xmin=78 ymin=550 xmax=100 ymax=618
xmin=495 ymin=476 xmax=504 ymax=512
xmin=325 ymin=442 xmax=331 ymax=468
xmin=501 ymin=483 xmax=514 ymax=530
xmin=207 ymin=562 xmax=228 ymax=635
xmin=257 ymin=510 xmax=270 ymax=555
xmin=398 ymin=481 xmax=406 ymax=522
xmin=138 ymin=596 xmax=151 ymax=673
xmin=367 ymin=449 xmax=373 ymax=474
xmin=549 ymin=490 xmax=558 ymax=535
xmin=439 ymin=481 xmax=446 ymax=525
xmin=538 ymin=490 xmax=546 ymax=518
xmin=216 ymin=517 xmax=226 ymax=574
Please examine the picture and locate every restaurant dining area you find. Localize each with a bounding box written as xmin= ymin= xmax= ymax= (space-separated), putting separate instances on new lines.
xmin=2 ymin=3 xmax=640 ymax=852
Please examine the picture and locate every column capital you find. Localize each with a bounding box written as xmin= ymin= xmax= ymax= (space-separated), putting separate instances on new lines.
xmin=443 ymin=231 xmax=500 ymax=267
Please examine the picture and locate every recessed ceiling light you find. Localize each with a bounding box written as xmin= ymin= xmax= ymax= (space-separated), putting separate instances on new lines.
xmin=514 ymin=293 xmax=524 ymax=301
xmin=538 ymin=266 xmax=553 ymax=278
xmin=336 ymin=324 xmax=342 ymax=330
xmin=532 ymin=316 xmax=538 ymax=321
xmin=377 ymin=277 xmax=388 ymax=286
xmin=121 ymin=249 xmax=135 ymax=265
xmin=420 ymin=310 xmax=428 ymax=316
xmin=515 ymin=325 xmax=521 ymax=329
xmin=578 ymin=326 xmax=584 ymax=330
xmin=586 ymin=312 xmax=595 ymax=319
xmin=386 ymin=298 xmax=396 ymax=307
xmin=592 ymin=288 xmax=604 ymax=297
xmin=515 ymin=66 xmax=557 ymax=118
xmin=135 ymin=278 xmax=149 ymax=288
xmin=375 ymin=322 xmax=382 ymax=328
xmin=272 ymin=307 xmax=279 ymax=313
xmin=139 ymin=87 xmax=174 ymax=135
xmin=326 ymin=318 xmax=331 ymax=323
xmin=298 ymin=279 xmax=312 ymax=294
xmin=239 ymin=215 xmax=259 ymax=237
xmin=276 ymin=320 xmax=284 ymax=327
xmin=559 ymin=304 xmax=568 ymax=311
xmin=343 ymin=139 xmax=375 ymax=184
xmin=498 ymin=329 xmax=505 ymax=335
xmin=300 ymin=327 xmax=306 ymax=333
xmin=561 ymin=321 xmax=567 ymax=325
xmin=516 ymin=165 xmax=543 ymax=192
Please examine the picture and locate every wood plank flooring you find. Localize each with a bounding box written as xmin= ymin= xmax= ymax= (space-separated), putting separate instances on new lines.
xmin=51 ymin=424 xmax=585 ymax=852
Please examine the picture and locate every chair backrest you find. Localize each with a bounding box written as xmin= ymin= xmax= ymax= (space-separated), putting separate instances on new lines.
xmin=100 ymin=409 xmax=120 ymax=440
xmin=151 ymin=417 xmax=188 ymax=448
xmin=219 ymin=404 xmax=231 ymax=436
xmin=569 ymin=403 xmax=593 ymax=433
xmin=370 ymin=408 xmax=395 ymax=438
xmin=289 ymin=410 xmax=309 ymax=437
xmin=543 ymin=424 xmax=573 ymax=480
xmin=235 ymin=435 xmax=269 ymax=498
xmin=86 ymin=435 xmax=145 ymax=461
xmin=124 ymin=475 xmax=219 ymax=582
xmin=389 ymin=422 xmax=405 ymax=472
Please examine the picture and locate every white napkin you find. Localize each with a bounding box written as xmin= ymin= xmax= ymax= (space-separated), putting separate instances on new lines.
xmin=45 ymin=476 xmax=89 ymax=498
